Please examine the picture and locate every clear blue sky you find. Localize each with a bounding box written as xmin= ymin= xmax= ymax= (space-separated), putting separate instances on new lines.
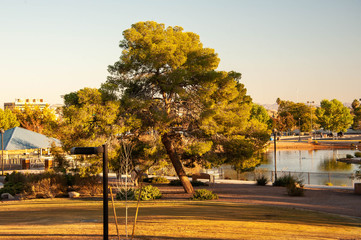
xmin=1 ymin=0 xmax=360 ymax=107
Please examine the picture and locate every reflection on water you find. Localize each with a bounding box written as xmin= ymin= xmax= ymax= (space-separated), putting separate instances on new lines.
xmin=217 ymin=149 xmax=360 ymax=186
xmin=262 ymin=149 xmax=358 ymax=173
xmin=318 ymin=159 xmax=352 ymax=172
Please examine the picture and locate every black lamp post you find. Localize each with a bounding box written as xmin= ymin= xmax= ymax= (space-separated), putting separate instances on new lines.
xmin=273 ymin=129 xmax=277 ymax=181
xmin=1 ymin=128 xmax=4 ymax=176
xmin=70 ymin=145 xmax=108 ymax=240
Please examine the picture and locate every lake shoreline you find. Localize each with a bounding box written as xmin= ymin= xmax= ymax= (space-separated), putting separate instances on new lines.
xmin=269 ymin=141 xmax=360 ymax=150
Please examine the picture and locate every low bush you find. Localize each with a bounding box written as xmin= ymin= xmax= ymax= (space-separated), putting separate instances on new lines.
xmin=116 ymin=187 xmax=136 ymax=201
xmin=169 ymin=179 xmax=207 ymax=186
xmin=151 ymin=176 xmax=170 ymax=184
xmin=135 ymin=185 xmax=162 ymax=201
xmin=346 ymin=154 xmax=354 ymax=159
xmin=1 ymin=172 xmax=101 ymax=198
xmin=0 ymin=182 xmax=26 ymax=196
xmin=354 ymin=152 xmax=361 ymax=158
xmin=286 ymin=181 xmax=305 ymax=196
xmin=256 ymin=175 xmax=269 ymax=186
xmin=71 ymin=175 xmax=102 ymax=196
xmin=273 ymin=175 xmax=297 ymax=187
xmin=191 ymin=189 xmax=218 ymax=200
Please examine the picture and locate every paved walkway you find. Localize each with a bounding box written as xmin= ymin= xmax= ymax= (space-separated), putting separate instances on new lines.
xmin=159 ymin=182 xmax=361 ymax=218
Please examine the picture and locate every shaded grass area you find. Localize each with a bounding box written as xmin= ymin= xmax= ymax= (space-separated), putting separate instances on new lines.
xmin=0 ymin=199 xmax=360 ymax=239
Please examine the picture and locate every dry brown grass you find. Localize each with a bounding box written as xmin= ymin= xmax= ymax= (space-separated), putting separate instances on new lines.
xmin=1 ymin=198 xmax=361 ymax=239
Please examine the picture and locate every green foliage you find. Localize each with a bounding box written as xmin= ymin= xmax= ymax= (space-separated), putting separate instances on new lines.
xmin=272 ymin=174 xmax=305 ymax=196
xmin=101 ymin=21 xmax=269 ymax=192
xmin=351 ymin=99 xmax=361 ymax=130
xmin=151 ymin=176 xmax=170 ymax=184
xmin=276 ymin=99 xmax=314 ymax=132
xmin=316 ymin=99 xmax=353 ymax=133
xmin=0 ymin=108 xmax=19 ymax=130
xmin=169 ymin=179 xmax=207 ymax=186
xmin=13 ymin=105 xmax=58 ymax=137
xmin=273 ymin=175 xmax=300 ymax=187
xmin=346 ymin=154 xmax=354 ymax=159
xmin=0 ymin=182 xmax=25 ymax=195
xmin=116 ymin=188 xmax=136 ymax=200
xmin=287 ymin=181 xmax=305 ymax=196
xmin=354 ymin=152 xmax=361 ymax=158
xmin=134 ymin=185 xmax=162 ymax=201
xmin=191 ymin=189 xmax=218 ymax=200
xmin=256 ymin=175 xmax=269 ymax=186
xmin=1 ymin=171 xmax=101 ymax=198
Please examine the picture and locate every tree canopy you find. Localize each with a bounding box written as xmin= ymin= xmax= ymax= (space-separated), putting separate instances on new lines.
xmin=315 ymin=99 xmax=353 ymax=133
xmin=102 ymin=21 xmax=270 ymax=193
xmin=0 ymin=108 xmax=19 ymax=130
xmin=13 ymin=105 xmax=58 ymax=137
xmin=275 ymin=99 xmax=315 ymax=133
xmin=351 ymin=99 xmax=361 ymax=130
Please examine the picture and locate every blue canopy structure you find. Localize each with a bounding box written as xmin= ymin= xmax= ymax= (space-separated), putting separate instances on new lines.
xmin=1 ymin=127 xmax=61 ymax=150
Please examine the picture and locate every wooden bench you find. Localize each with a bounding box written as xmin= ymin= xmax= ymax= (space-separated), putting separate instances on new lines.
xmin=192 ymin=173 xmax=215 ymax=185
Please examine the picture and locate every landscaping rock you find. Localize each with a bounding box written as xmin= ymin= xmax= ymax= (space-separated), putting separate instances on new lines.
xmin=68 ymin=191 xmax=80 ymax=198
xmin=1 ymin=193 xmax=15 ymax=200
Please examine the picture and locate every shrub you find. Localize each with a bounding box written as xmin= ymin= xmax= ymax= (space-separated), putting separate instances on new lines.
xmin=0 ymin=182 xmax=26 ymax=196
xmin=325 ymin=182 xmax=333 ymax=186
xmin=169 ymin=179 xmax=207 ymax=186
xmin=151 ymin=176 xmax=170 ymax=184
xmin=142 ymin=177 xmax=152 ymax=183
xmin=116 ymin=187 xmax=136 ymax=201
xmin=134 ymin=185 xmax=162 ymax=201
xmin=191 ymin=189 xmax=218 ymax=200
xmin=1 ymin=172 xmax=102 ymax=198
xmin=346 ymin=154 xmax=354 ymax=159
xmin=256 ymin=175 xmax=269 ymax=186
xmin=286 ymin=181 xmax=304 ymax=196
xmin=273 ymin=175 xmax=297 ymax=187
xmin=354 ymin=152 xmax=361 ymax=158
xmin=71 ymin=175 xmax=102 ymax=196
xmin=191 ymin=180 xmax=208 ymax=186
xmin=169 ymin=179 xmax=182 ymax=186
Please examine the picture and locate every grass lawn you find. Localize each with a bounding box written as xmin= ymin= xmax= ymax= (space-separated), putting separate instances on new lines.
xmin=0 ymin=198 xmax=360 ymax=240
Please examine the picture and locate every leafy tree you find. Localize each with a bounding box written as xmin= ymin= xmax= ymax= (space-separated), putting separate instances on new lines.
xmin=59 ymin=88 xmax=123 ymax=175
xmin=351 ymin=99 xmax=361 ymax=130
xmin=315 ymin=99 xmax=353 ymax=133
xmin=0 ymin=108 xmax=20 ymax=130
xmin=13 ymin=105 xmax=58 ymax=137
xmin=250 ymin=103 xmax=272 ymax=128
xmin=102 ymin=21 xmax=269 ymax=193
xmin=276 ymin=99 xmax=316 ymax=133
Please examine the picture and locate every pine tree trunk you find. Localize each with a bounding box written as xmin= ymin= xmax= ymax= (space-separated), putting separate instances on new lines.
xmin=161 ymin=133 xmax=194 ymax=194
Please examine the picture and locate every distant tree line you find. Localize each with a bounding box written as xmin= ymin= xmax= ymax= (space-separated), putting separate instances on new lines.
xmin=273 ymin=97 xmax=358 ymax=135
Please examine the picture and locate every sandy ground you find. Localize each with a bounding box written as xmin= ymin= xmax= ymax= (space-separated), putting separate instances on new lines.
xmin=156 ymin=183 xmax=361 ymax=219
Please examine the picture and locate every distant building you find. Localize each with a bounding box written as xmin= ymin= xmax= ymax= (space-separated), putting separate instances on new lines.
xmin=4 ymin=98 xmax=47 ymax=111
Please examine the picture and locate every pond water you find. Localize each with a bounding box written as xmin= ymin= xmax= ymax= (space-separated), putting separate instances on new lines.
xmin=262 ymin=149 xmax=358 ymax=173
xmin=217 ymin=149 xmax=361 ymax=187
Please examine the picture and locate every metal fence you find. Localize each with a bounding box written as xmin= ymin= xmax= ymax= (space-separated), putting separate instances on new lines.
xmin=235 ymin=170 xmax=358 ymax=187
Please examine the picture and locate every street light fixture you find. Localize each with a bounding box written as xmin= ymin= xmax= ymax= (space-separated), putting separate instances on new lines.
xmin=70 ymin=145 xmax=108 ymax=240
xmin=1 ymin=128 xmax=4 ymax=176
